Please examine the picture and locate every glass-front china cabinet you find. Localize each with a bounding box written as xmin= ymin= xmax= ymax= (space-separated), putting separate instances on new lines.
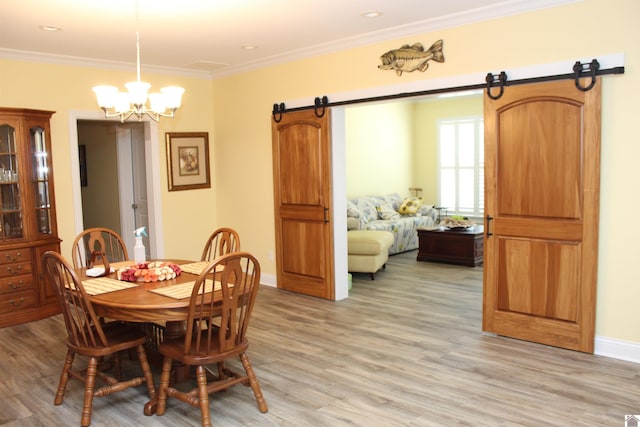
xmin=0 ymin=108 xmax=60 ymax=327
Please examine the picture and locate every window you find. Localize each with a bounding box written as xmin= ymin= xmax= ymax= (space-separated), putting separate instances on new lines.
xmin=438 ymin=117 xmax=484 ymax=218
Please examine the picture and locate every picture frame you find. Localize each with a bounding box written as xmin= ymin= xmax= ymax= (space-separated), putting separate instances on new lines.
xmin=165 ymin=132 xmax=211 ymax=191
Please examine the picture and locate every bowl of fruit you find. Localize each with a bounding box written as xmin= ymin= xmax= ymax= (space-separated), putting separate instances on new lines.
xmin=439 ymin=215 xmax=476 ymax=230
xmin=116 ymin=261 xmax=182 ymax=283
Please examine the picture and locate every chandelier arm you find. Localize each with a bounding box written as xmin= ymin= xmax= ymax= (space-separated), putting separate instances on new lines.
xmin=120 ymin=111 xmax=136 ymax=123
xmin=151 ymin=109 xmax=177 ymax=119
xmin=100 ymin=108 xmax=128 ymax=120
xmin=144 ymin=111 xmax=161 ymax=122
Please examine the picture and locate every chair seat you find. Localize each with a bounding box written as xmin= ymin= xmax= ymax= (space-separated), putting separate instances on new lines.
xmin=159 ymin=334 xmax=249 ymax=365
xmin=67 ymin=322 xmax=148 ymax=357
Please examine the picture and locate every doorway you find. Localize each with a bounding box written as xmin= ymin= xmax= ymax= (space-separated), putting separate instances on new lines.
xmin=68 ymin=111 xmax=165 ymax=259
xmin=77 ymin=120 xmax=149 ymax=256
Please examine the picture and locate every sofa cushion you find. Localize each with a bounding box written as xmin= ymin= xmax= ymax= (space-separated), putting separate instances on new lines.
xmin=346 ymin=200 xmax=360 ymax=218
xmin=376 ymin=202 xmax=400 ymax=220
xmin=351 ymin=197 xmax=378 ymax=222
xmin=416 ymin=203 xmax=433 ymax=217
xmin=347 ymin=217 xmax=363 ymax=230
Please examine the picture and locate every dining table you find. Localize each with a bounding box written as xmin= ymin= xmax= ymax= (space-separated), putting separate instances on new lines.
xmin=76 ymin=259 xmax=218 ymax=416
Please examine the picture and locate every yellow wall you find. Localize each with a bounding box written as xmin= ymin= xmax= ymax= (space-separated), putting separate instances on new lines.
xmin=0 ymin=0 xmax=638 ymax=345
xmin=413 ymin=94 xmax=483 ymax=203
xmin=345 ymin=101 xmax=414 ymax=198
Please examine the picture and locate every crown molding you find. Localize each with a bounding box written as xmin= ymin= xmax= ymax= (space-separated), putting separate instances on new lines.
xmin=0 ymin=0 xmax=580 ymax=80
xmin=210 ymin=0 xmax=581 ymax=78
xmin=0 ymin=48 xmax=212 ymax=79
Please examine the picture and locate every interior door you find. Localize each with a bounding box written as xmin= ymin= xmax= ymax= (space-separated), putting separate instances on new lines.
xmin=483 ymin=78 xmax=601 ymax=353
xmin=116 ymin=124 xmax=149 ymax=256
xmin=271 ymin=109 xmax=335 ymax=300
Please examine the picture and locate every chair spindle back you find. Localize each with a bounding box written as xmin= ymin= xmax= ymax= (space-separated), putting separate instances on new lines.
xmin=185 ymin=252 xmax=260 ymax=355
xmin=71 ymin=227 xmax=129 ymax=269
xmin=42 ymin=251 xmax=108 ymax=349
xmin=200 ymin=227 xmax=241 ymax=262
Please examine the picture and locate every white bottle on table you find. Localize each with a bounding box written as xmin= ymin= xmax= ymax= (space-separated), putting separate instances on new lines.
xmin=133 ymin=227 xmax=147 ymax=264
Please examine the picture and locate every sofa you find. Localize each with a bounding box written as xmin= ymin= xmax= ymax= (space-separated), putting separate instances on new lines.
xmin=347 ymin=193 xmax=437 ymax=254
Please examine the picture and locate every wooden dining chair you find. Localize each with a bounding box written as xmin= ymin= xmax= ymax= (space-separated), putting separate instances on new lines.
xmin=41 ymin=251 xmax=157 ymax=427
xmin=200 ymin=227 xmax=240 ymax=262
xmin=71 ymin=227 xmax=129 ymax=269
xmin=156 ymin=251 xmax=268 ymax=427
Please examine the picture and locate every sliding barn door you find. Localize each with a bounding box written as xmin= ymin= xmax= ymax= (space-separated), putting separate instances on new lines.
xmin=483 ymin=78 xmax=601 ymax=353
xmin=271 ymin=109 xmax=335 ymax=300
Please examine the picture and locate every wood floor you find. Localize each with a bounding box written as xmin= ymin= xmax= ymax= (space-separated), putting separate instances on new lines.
xmin=1 ymin=251 xmax=638 ymax=426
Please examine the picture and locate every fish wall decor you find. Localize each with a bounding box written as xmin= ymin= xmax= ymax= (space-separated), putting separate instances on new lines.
xmin=378 ymin=39 xmax=444 ymax=76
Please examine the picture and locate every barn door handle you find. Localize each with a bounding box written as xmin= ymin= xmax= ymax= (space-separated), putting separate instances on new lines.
xmin=485 ymin=215 xmax=493 ymax=237
xmin=323 ymin=207 xmax=329 ymax=223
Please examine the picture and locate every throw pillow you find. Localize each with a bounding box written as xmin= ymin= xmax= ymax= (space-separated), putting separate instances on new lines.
xmin=398 ymin=197 xmax=422 ymax=215
xmin=346 ymin=200 xmax=361 ymax=218
xmin=376 ymin=202 xmax=400 ymax=220
xmin=416 ymin=203 xmax=434 ymax=217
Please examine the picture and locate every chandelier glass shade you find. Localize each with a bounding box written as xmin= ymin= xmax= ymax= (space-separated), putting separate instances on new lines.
xmin=93 ymin=1 xmax=184 ymax=122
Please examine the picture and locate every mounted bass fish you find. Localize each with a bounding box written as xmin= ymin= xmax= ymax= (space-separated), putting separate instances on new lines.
xmin=378 ymin=39 xmax=445 ymax=76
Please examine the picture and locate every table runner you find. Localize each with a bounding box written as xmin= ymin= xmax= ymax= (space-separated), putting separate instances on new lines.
xmin=81 ymin=277 xmax=138 ymax=295
xmin=149 ymin=279 xmax=226 ymax=300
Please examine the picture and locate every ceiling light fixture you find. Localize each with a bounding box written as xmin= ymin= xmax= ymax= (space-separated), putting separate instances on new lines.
xmin=39 ymin=25 xmax=62 ymax=32
xmin=360 ymin=10 xmax=382 ymax=18
xmin=92 ymin=0 xmax=184 ymax=122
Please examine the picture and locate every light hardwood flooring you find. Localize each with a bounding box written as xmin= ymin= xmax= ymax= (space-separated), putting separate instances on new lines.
xmin=1 ymin=251 xmax=638 ymax=426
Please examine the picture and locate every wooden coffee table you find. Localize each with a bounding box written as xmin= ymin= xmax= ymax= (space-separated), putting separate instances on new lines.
xmin=417 ymin=225 xmax=484 ymax=267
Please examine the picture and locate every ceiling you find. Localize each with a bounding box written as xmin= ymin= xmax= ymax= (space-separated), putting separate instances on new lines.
xmin=0 ymin=0 xmax=574 ymax=78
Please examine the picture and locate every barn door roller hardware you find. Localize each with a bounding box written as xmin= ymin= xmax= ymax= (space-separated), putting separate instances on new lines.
xmin=485 ymin=71 xmax=508 ymax=100
xmin=272 ymin=57 xmax=622 ymax=114
xmin=573 ymin=59 xmax=599 ymax=92
xmin=272 ymin=102 xmax=285 ymax=123
xmin=314 ymin=96 xmax=329 ymax=118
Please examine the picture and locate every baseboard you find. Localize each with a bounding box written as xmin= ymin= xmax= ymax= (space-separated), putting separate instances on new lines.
xmin=260 ymin=272 xmax=277 ymax=288
xmin=595 ymin=336 xmax=640 ymax=364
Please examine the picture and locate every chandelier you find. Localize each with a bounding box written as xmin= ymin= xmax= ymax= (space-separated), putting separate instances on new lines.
xmin=92 ymin=0 xmax=184 ymax=122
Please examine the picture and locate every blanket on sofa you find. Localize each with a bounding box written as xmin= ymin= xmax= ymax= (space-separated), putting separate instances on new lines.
xmin=347 ymin=193 xmax=436 ymax=254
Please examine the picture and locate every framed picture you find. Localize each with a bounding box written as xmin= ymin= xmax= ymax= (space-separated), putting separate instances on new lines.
xmin=165 ymin=132 xmax=211 ymax=191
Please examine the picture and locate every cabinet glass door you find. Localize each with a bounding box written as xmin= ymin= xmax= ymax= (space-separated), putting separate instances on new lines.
xmin=31 ymin=126 xmax=52 ymax=236
xmin=0 ymin=124 xmax=23 ymax=240
xmin=0 ymin=123 xmax=23 ymax=239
